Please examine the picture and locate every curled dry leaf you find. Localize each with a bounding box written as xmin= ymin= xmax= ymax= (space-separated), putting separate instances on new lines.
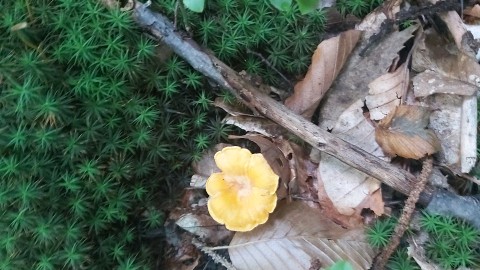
xmin=375 ymin=105 xmax=441 ymax=159
xmin=285 ymin=30 xmax=362 ymax=120
xmin=366 ymin=63 xmax=409 ymax=120
xmin=229 ymin=201 xmax=374 ymax=270
xmin=278 ymin=141 xmax=318 ymax=203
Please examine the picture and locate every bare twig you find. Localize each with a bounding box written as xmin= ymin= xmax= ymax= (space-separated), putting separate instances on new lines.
xmin=192 ymin=238 xmax=237 ymax=270
xmin=246 ymin=48 xmax=293 ymax=88
xmin=373 ymin=157 xmax=433 ymax=270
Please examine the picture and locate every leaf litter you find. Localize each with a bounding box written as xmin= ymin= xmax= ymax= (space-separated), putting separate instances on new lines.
xmin=172 ymin=3 xmax=480 ymax=270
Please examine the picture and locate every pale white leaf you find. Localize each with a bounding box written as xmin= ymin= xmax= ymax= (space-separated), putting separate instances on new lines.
xmin=366 ymin=63 xmax=408 ymax=120
xmin=318 ymin=99 xmax=386 ymax=216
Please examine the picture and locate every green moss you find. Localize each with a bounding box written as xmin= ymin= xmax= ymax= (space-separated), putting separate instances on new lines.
xmin=0 ymin=0 xmax=231 ymax=268
xmin=367 ymin=213 xmax=480 ymax=270
xmin=421 ymin=213 xmax=480 ymax=269
xmin=155 ymin=0 xmax=327 ymax=86
xmin=387 ymin=249 xmax=419 ymax=270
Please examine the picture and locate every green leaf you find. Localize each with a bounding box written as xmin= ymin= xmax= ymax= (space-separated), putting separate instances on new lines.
xmin=296 ymin=0 xmax=318 ymax=14
xmin=183 ymin=0 xmax=205 ymax=12
xmin=269 ymin=0 xmax=292 ymax=11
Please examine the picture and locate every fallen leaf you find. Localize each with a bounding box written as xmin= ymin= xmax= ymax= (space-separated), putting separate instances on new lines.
xmin=319 ymin=154 xmax=384 ymax=216
xmin=285 ymin=30 xmax=362 ymax=120
xmin=366 ymin=63 xmax=409 ymax=120
xmin=411 ymin=27 xmax=477 ymax=172
xmin=315 ymin=175 xmax=366 ymax=228
xmin=412 ymin=28 xmax=480 ymax=87
xmin=229 ymin=201 xmax=375 ymax=270
xmin=318 ymin=25 xmax=418 ymax=130
xmin=318 ymin=99 xmax=386 ymax=217
xmin=412 ymin=70 xmax=477 ymax=97
xmin=464 ymin=4 xmax=480 ymax=19
xmin=356 ymin=188 xmax=384 ymax=217
xmin=190 ymin=144 xmax=229 ymax=188
xmin=277 ymin=141 xmax=318 ymax=203
xmin=375 ymin=105 xmax=441 ymax=159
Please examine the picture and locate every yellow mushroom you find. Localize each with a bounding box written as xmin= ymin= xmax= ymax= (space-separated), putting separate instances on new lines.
xmin=206 ymin=146 xmax=279 ymax=232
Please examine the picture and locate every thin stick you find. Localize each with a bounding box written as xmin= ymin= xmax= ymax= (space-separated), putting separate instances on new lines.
xmin=246 ymin=49 xmax=293 ymax=88
xmin=373 ymin=157 xmax=433 ymax=269
xmin=192 ymin=238 xmax=237 ymax=270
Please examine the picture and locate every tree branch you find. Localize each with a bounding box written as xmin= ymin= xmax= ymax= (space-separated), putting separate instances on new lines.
xmin=121 ymin=0 xmax=480 ymax=230
xmin=131 ymin=0 xmax=431 ymax=202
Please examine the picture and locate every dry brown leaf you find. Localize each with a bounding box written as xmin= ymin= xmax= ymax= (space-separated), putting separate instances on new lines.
xmin=229 ymin=201 xmax=375 ymax=270
xmin=318 ymin=25 xmax=418 ymax=130
xmin=285 ymin=29 xmax=362 ymax=120
xmin=366 ymin=63 xmax=409 ymax=120
xmin=464 ymin=4 xmax=480 ymax=19
xmin=319 ymin=154 xmax=384 ymax=216
xmin=356 ymin=188 xmax=384 ymax=218
xmin=314 ymin=28 xmax=416 ymax=215
xmin=277 ymin=141 xmax=318 ymax=203
xmin=375 ymin=105 xmax=441 ymax=159
xmin=412 ymin=70 xmax=477 ymax=97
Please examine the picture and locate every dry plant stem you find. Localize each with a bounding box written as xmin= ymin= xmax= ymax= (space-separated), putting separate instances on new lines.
xmin=192 ymin=238 xmax=237 ymax=270
xmin=131 ymin=1 xmax=432 ymax=201
xmin=373 ymin=157 xmax=433 ymax=270
xmin=246 ymin=48 xmax=293 ymax=88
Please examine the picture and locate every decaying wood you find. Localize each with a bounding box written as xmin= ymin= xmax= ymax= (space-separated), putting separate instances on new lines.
xmin=128 ymin=1 xmax=480 ymax=229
